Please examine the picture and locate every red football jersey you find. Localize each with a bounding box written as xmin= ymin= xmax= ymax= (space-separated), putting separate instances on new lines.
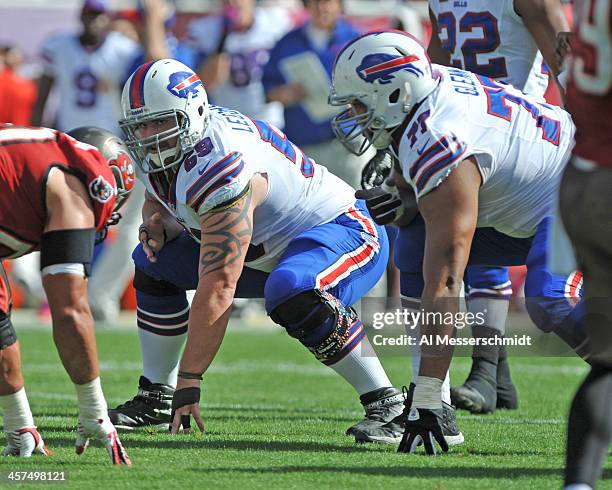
xmin=0 ymin=125 xmax=117 ymax=259
xmin=566 ymin=0 xmax=612 ymax=167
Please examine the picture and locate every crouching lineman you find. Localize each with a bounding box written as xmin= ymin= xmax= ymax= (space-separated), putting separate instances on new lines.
xmin=330 ymin=31 xmax=583 ymax=454
xmin=0 ymin=125 xmax=131 ymax=463
xmin=109 ymin=59 xmax=432 ymax=442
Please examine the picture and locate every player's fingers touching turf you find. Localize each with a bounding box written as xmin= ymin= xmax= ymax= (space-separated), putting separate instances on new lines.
xmin=170 ymin=386 xmax=204 ymax=434
xmin=170 ymin=404 xmax=204 ymax=434
xmin=398 ymin=408 xmax=449 ymax=455
xmin=75 ymin=417 xmax=131 ymax=465
xmin=3 ymin=427 xmax=51 ymax=457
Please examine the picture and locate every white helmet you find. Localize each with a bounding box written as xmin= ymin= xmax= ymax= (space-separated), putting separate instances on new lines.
xmin=330 ymin=31 xmax=438 ymax=155
xmin=119 ymin=58 xmax=210 ymax=174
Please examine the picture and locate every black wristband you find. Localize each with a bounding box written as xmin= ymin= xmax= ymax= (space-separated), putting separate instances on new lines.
xmin=172 ymin=387 xmax=201 ymax=410
xmin=178 ymin=371 xmax=204 ymax=380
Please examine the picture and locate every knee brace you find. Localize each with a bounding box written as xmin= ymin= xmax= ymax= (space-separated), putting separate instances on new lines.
xmin=270 ymin=290 xmax=363 ymax=365
xmin=0 ymin=313 xmax=17 ymax=349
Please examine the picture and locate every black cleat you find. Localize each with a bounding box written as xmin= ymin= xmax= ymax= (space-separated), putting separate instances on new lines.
xmin=347 ymin=387 xmax=404 ymax=444
xmin=440 ymin=401 xmax=465 ymax=446
xmin=351 ymin=384 xmax=464 ymax=446
xmin=496 ymin=356 xmax=519 ymax=410
xmin=451 ymin=357 xmax=498 ymax=414
xmin=108 ymin=376 xmax=174 ymax=430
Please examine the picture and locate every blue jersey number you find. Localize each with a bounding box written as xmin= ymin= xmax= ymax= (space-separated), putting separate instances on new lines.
xmin=74 ymin=69 xmax=98 ymax=108
xmin=252 ymin=120 xmax=314 ymax=178
xmin=437 ymin=11 xmax=508 ymax=78
xmin=478 ymin=76 xmax=560 ymax=145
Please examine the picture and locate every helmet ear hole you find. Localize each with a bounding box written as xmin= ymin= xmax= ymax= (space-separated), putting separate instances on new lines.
xmin=389 ymin=89 xmax=400 ymax=104
xmin=198 ymin=105 xmax=204 ymax=116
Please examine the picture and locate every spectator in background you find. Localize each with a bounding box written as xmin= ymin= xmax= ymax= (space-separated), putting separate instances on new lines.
xmin=262 ymin=0 xmax=366 ymax=188
xmin=32 ymin=0 xmax=139 ymax=134
xmin=187 ymin=0 xmax=292 ymax=128
xmin=123 ymin=0 xmax=197 ymax=81
xmin=88 ymin=0 xmax=191 ymax=324
xmin=0 ymin=45 xmax=37 ymax=125
xmin=31 ymin=0 xmax=139 ymax=324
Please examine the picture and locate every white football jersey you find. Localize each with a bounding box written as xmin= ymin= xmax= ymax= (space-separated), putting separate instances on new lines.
xmin=398 ymin=65 xmax=574 ymax=238
xmin=429 ymin=0 xmax=548 ymax=101
xmin=187 ymin=8 xmax=291 ymax=128
xmin=140 ymin=106 xmax=355 ymax=272
xmin=41 ymin=32 xmax=139 ymax=134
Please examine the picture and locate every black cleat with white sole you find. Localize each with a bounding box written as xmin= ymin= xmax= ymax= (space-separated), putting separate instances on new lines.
xmin=346 ymin=387 xmax=404 ymax=443
xmin=350 ymin=383 xmax=464 ymax=446
xmin=108 ymin=376 xmax=174 ymax=430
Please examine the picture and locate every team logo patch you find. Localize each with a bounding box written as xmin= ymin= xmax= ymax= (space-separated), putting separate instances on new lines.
xmin=88 ymin=175 xmax=115 ymax=203
xmin=167 ymin=71 xmax=203 ymax=99
xmin=357 ymin=53 xmax=423 ymax=84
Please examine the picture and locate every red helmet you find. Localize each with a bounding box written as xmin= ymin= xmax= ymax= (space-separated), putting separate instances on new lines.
xmin=67 ymin=126 xmax=135 ymax=212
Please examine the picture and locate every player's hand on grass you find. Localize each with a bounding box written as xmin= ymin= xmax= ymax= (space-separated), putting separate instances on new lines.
xmin=398 ymin=407 xmax=449 ymax=456
xmin=75 ymin=416 xmax=131 ymax=465
xmin=170 ymin=380 xmax=205 ymax=435
xmin=139 ymin=212 xmax=167 ymax=263
xmin=3 ymin=427 xmax=51 ymax=457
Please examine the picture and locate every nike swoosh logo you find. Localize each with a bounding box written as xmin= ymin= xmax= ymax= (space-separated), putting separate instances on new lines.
xmin=416 ymin=139 xmax=430 ymax=155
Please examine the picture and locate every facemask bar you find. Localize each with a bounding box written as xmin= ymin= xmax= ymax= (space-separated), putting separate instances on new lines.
xmin=330 ymin=91 xmax=394 ymax=157
xmin=119 ymin=109 xmax=189 ymax=174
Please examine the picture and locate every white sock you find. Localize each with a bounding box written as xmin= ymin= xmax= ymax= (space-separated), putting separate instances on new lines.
xmin=411 ymin=341 xmax=420 ymax=385
xmin=0 ymin=387 xmax=35 ymax=431
xmin=329 ymin=335 xmax=393 ymax=395
xmin=442 ymin=371 xmax=451 ymax=405
xmin=564 ymin=485 xmax=593 ymax=490
xmin=74 ymin=377 xmax=107 ymax=420
xmin=139 ymin=328 xmax=185 ymax=387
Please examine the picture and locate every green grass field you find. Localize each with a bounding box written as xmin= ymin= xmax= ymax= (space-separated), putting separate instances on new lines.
xmin=3 ymin=318 xmax=611 ymax=489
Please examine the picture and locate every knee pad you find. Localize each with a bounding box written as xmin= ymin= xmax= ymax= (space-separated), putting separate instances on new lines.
xmin=270 ymin=290 xmax=363 ymax=365
xmin=0 ymin=313 xmax=17 ymax=349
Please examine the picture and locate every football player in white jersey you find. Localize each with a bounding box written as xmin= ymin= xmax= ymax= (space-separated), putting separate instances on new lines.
xmin=423 ymin=0 xmax=570 ymax=415
xmin=113 ymin=58 xmax=414 ymax=440
xmin=428 ymin=0 xmax=570 ymax=101
xmin=186 ymin=0 xmax=291 ymax=128
xmin=32 ymin=0 xmax=139 ymax=134
xmin=330 ymin=31 xmax=585 ymax=454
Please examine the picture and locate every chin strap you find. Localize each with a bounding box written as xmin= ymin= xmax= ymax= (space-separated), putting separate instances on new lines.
xmin=95 ymin=212 xmax=122 ymax=245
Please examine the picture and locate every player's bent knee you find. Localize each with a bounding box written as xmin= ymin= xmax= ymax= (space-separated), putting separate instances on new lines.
xmin=269 ymin=290 xmax=363 ymax=365
xmin=0 ymin=313 xmax=17 ymax=350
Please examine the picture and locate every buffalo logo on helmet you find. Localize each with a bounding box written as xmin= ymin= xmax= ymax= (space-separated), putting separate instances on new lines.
xmin=88 ymin=175 xmax=115 ymax=203
xmin=110 ymin=152 xmax=135 ymax=192
xmin=167 ymin=71 xmax=203 ymax=99
xmin=357 ymin=53 xmax=423 ymax=84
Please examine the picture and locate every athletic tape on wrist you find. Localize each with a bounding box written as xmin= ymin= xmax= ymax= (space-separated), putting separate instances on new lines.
xmin=172 ymin=387 xmax=201 ymax=410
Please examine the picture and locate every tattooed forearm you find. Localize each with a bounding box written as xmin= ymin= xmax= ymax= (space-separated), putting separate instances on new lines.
xmin=199 ymin=187 xmax=253 ymax=278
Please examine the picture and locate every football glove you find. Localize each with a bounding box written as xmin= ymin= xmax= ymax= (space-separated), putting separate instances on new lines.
xmin=355 ymin=182 xmax=404 ymax=226
xmin=361 ymin=150 xmax=394 ymax=190
xmin=75 ymin=415 xmax=131 ymax=465
xmin=3 ymin=427 xmax=51 ymax=457
xmin=398 ymin=407 xmax=449 ymax=455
